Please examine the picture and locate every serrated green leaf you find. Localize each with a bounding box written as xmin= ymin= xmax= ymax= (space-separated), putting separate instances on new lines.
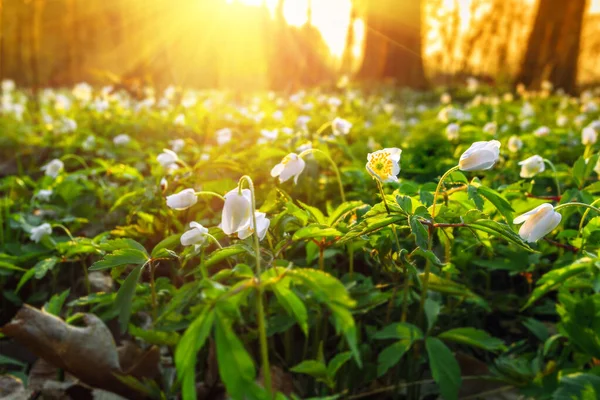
xmin=90 ymin=248 xmax=149 ymax=271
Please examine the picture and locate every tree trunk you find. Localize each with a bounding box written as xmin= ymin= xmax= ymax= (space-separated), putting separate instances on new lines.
xmin=516 ymin=0 xmax=587 ymax=93
xmin=357 ymin=0 xmax=427 ymax=89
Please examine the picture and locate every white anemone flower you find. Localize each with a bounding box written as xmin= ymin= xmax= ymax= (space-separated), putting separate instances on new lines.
xmin=166 ymin=188 xmax=197 ymax=210
xmin=170 ymin=139 xmax=185 ymax=152
xmin=30 ymin=223 xmax=52 ymax=243
xmin=216 ymin=128 xmax=232 ymax=145
xmin=113 ymin=134 xmax=131 ymax=146
xmin=582 ymin=126 xmax=598 ymax=145
xmin=271 ymin=153 xmax=306 ymax=184
xmin=458 ymin=140 xmax=501 ymax=171
xmin=157 ymin=149 xmax=179 ymax=168
xmin=507 ymin=136 xmax=523 ymax=153
xmin=366 ymin=148 xmax=402 ymax=183
xmin=180 ymin=222 xmax=209 ymax=246
xmin=483 ymin=122 xmax=497 ymax=136
xmin=332 ymin=117 xmax=352 ymax=136
xmin=237 ymin=212 xmax=270 ymax=241
xmin=533 ymin=126 xmax=550 ymax=137
xmin=518 ymin=155 xmax=545 ymax=178
xmin=41 ymin=159 xmax=64 ymax=178
xmin=221 ymin=188 xmax=253 ymax=235
xmin=36 ymin=189 xmax=53 ymax=202
xmin=446 ymin=123 xmax=459 ymax=141
xmin=513 ymin=204 xmax=562 ymax=243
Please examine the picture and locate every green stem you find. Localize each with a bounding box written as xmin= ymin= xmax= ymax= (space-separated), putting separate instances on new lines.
xmin=319 ymin=245 xmax=325 ymax=271
xmin=204 ymin=232 xmax=224 ymax=249
xmin=577 ymin=198 xmax=600 ymax=248
xmin=194 ymin=191 xmax=225 ymax=201
xmin=584 ymin=145 xmax=592 ymax=160
xmin=238 ymin=175 xmax=271 ymax=396
xmin=376 ymin=180 xmax=409 ymax=322
xmin=299 ymin=148 xmax=346 ymax=202
xmin=149 ymin=261 xmax=158 ymax=323
xmin=554 ymin=202 xmax=600 ymax=215
xmin=431 ymin=165 xmax=460 ymax=218
xmin=543 ymin=159 xmax=561 ymax=195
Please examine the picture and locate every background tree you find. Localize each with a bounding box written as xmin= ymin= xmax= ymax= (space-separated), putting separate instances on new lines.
xmin=357 ymin=0 xmax=428 ymax=89
xmin=517 ymin=0 xmax=587 ymax=93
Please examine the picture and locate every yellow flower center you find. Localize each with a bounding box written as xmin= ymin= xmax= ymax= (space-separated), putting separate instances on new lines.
xmin=368 ymin=152 xmax=392 ymax=177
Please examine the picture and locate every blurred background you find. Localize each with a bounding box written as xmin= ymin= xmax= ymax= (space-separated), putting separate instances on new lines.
xmin=0 ymin=0 xmax=598 ymax=93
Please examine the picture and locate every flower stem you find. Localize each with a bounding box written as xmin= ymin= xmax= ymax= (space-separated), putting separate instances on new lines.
xmin=238 ymin=175 xmax=271 ymax=396
xmin=431 ymin=165 xmax=460 ymax=218
xmin=543 ymin=159 xmax=561 ymax=195
xmin=194 ymin=191 xmax=225 ymax=201
xmin=376 ymin=180 xmax=409 ymax=322
xmin=584 ymin=145 xmax=593 ymax=159
xmin=299 ymin=149 xmax=346 ymax=202
xmin=578 ymin=198 xmax=600 ymax=242
xmin=554 ymin=202 xmax=600 ymax=215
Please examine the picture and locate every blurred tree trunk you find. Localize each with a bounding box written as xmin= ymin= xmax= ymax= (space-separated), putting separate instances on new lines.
xmin=517 ymin=0 xmax=587 ymax=93
xmin=357 ymin=0 xmax=427 ymax=88
xmin=340 ymin=1 xmax=356 ymax=75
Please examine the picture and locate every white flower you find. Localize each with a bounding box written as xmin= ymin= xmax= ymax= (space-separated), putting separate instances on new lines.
xmin=296 ymin=141 xmax=312 ymax=153
xmin=160 ymin=177 xmax=168 ymax=192
xmin=272 ymin=110 xmax=283 ymax=120
xmin=366 ymin=148 xmax=402 ymax=183
xmin=2 ymin=79 xmax=15 ymax=92
xmin=446 ymin=123 xmax=459 ymax=141
xmin=541 ymin=80 xmax=553 ymax=92
xmin=73 ymin=82 xmax=92 ymax=103
xmin=458 ymin=140 xmax=501 ymax=171
xmin=271 ymin=153 xmax=306 ymax=184
xmin=440 ymin=93 xmax=451 ymax=104
xmin=30 ymin=223 xmax=52 ymax=243
xmin=157 ymin=149 xmax=179 ymax=168
xmin=216 ymin=128 xmax=232 ymax=145
xmin=556 ymin=115 xmax=568 ymax=127
xmin=519 ymin=155 xmax=545 ymax=178
xmin=296 ymin=115 xmax=311 ymax=129
xmin=113 ymin=134 xmax=131 ymax=146
xmin=332 ymin=117 xmax=352 ymax=136
xmin=36 ymin=189 xmax=53 ymax=202
xmin=237 ymin=212 xmax=270 ymax=241
xmin=260 ymin=129 xmax=278 ymax=142
xmin=513 ymin=203 xmax=562 ymax=243
xmin=221 ymin=188 xmax=253 ymax=235
xmin=58 ymin=117 xmax=77 ymax=134
xmin=82 ymin=135 xmax=96 ymax=151
xmin=170 ymin=139 xmax=185 ymax=152
xmin=483 ymin=122 xmax=497 ymax=135
xmin=173 ymin=114 xmax=186 ymax=126
xmin=508 ymin=136 xmax=523 ymax=153
xmin=166 ymin=188 xmax=197 ymax=210
xmin=328 ymin=97 xmax=342 ymax=109
xmin=467 ymin=77 xmax=479 ymax=92
xmin=582 ymin=127 xmax=598 ymax=145
xmin=180 ymin=222 xmax=209 ymax=246
xmin=533 ymin=126 xmax=550 ymax=137
xmin=41 ymin=159 xmax=64 ymax=178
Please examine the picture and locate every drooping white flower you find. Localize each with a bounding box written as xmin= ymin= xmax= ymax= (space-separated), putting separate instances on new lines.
xmin=170 ymin=139 xmax=185 ymax=152
xmin=518 ymin=155 xmax=545 ymax=178
xmin=446 ymin=123 xmax=459 ymax=141
xmin=458 ymin=140 xmax=501 ymax=171
xmin=36 ymin=189 xmax=53 ymax=202
xmin=216 ymin=128 xmax=232 ymax=145
xmin=508 ymin=136 xmax=523 ymax=153
xmin=582 ymin=127 xmax=598 ymax=145
xmin=30 ymin=223 xmax=52 ymax=243
xmin=157 ymin=149 xmax=179 ymax=169
xmin=113 ymin=134 xmax=131 ymax=146
xmin=166 ymin=188 xmax=197 ymax=210
xmin=513 ymin=203 xmax=562 ymax=243
xmin=533 ymin=126 xmax=550 ymax=137
xmin=41 ymin=159 xmax=64 ymax=178
xmin=271 ymin=153 xmax=306 ymax=184
xmin=180 ymin=222 xmax=209 ymax=246
xmin=332 ymin=117 xmax=352 ymax=136
xmin=221 ymin=188 xmax=253 ymax=235
xmin=366 ymin=148 xmax=402 ymax=183
xmin=237 ymin=212 xmax=270 ymax=241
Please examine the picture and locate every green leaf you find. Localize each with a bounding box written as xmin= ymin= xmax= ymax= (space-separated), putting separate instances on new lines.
xmin=374 ymin=322 xmax=423 ymax=341
xmin=175 ymin=309 xmax=215 ymax=400
xmin=297 ymin=200 xmax=327 ymax=225
xmin=423 ymin=273 xmax=488 ymax=309
xmin=327 ymin=352 xmax=352 ymax=378
xmin=98 ymin=238 xmax=147 ymax=254
xmin=424 ymin=299 xmax=441 ymax=332
xmin=468 ymin=185 xmax=484 ymax=211
xmin=90 ymin=248 xmax=148 ymax=271
xmin=339 ymin=214 xmax=407 ymax=243
xmin=115 ymin=264 xmax=144 ymax=332
xmin=215 ymin=314 xmax=259 ymax=400
xmin=377 ymin=340 xmax=411 ymax=377
xmin=327 ymin=201 xmax=367 ymax=226
xmin=291 ymin=360 xmax=328 ymax=380
xmin=272 ymin=281 xmax=308 ymax=335
xmin=468 ymin=219 xmax=534 ymax=252
xmin=293 ymin=224 xmax=342 ymax=240
xmin=426 ymin=337 xmax=461 ymax=400
xmin=396 ymin=196 xmax=413 ymax=214
xmin=44 ymin=289 xmax=70 ymax=316
xmin=151 ymin=234 xmax=182 ymax=257
xmin=476 ymin=186 xmax=514 ymax=223
xmin=0 ymin=261 xmax=26 ymax=272
xmin=522 ymin=258 xmax=592 ymax=309
xmin=129 ymin=325 xmax=181 ymax=347
xmin=0 ymin=354 xmax=26 ymax=368
xmin=33 ymin=256 xmax=59 ymax=279
xmin=438 ymin=327 xmax=505 ymax=351
xmin=409 ymin=215 xmax=429 ymax=249
xmin=202 ymin=245 xmax=247 ymax=270
xmin=553 ymin=373 xmax=600 ymax=400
